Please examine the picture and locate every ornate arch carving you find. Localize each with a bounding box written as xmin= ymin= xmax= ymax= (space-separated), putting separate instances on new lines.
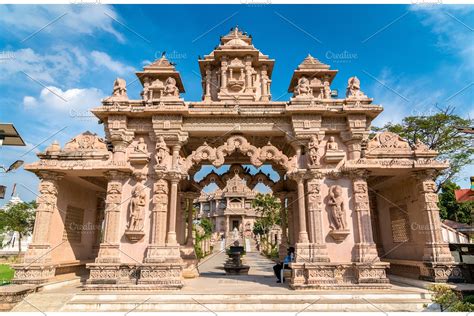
xmin=183 ymin=135 xmax=295 ymax=173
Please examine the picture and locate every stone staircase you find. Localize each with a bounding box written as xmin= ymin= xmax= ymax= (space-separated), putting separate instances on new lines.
xmin=61 ymin=291 xmax=432 ymax=312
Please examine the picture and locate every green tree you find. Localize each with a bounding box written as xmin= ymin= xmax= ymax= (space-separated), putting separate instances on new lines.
xmin=373 ymin=106 xmax=473 ymax=190
xmin=0 ymin=200 xmax=37 ymax=253
xmin=199 ymin=217 xmax=213 ymax=237
xmin=438 ymin=180 xmax=473 ymax=224
xmin=251 ymin=193 xmax=281 ymax=234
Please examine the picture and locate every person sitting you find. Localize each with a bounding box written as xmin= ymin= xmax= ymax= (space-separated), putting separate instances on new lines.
xmin=273 ymin=247 xmax=295 ymax=283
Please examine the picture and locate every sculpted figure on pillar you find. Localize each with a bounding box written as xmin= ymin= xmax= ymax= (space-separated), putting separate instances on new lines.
xmin=327 ymin=185 xmax=348 ymax=231
xmin=155 ymin=136 xmax=170 ymax=168
xmin=135 ymin=137 xmax=148 ymax=153
xmin=113 ymin=78 xmax=127 ymax=97
xmin=346 ymin=76 xmax=367 ymax=99
xmin=307 ymin=135 xmax=321 ymax=167
xmin=127 ymin=183 xmax=146 ymax=231
xmin=294 ymin=76 xmax=312 ymax=97
xmin=163 ymin=77 xmax=179 ymax=97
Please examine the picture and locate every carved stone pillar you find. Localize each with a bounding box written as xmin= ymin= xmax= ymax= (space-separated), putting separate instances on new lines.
xmin=138 ymin=173 xmax=184 ymax=288
xmin=346 ymin=140 xmax=362 ymax=161
xmin=276 ymin=192 xmax=289 ymax=260
xmin=167 ymin=171 xmax=181 ymax=247
xmin=350 ymin=170 xmax=379 ymax=262
xmin=412 ymin=170 xmax=458 ymax=282
xmin=306 ymin=173 xmax=330 ymax=262
xmin=290 ymin=193 xmax=299 ymax=247
xmin=108 ymin=115 xmax=133 ymax=163
xmin=226 ymin=215 xmax=230 ymax=235
xmin=13 ymin=171 xmax=63 ymax=284
xmin=85 ymin=170 xmax=134 ymax=288
xmin=176 ymin=191 xmax=185 ymax=245
xmin=204 ymin=67 xmax=212 ymax=101
xmin=289 ymin=171 xmax=310 ymax=263
xmin=144 ymin=175 xmax=169 ymax=263
xmin=95 ymin=170 xmax=128 ymax=263
xmin=294 ymin=172 xmax=309 ymax=244
xmin=221 ymin=65 xmax=227 ymax=90
xmin=287 ymin=193 xmax=294 ymax=246
xmin=185 ymin=194 xmax=195 ymax=246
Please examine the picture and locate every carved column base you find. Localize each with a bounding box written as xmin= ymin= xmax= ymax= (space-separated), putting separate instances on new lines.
xmin=180 ymin=246 xmax=199 ymax=278
xmin=420 ymin=262 xmax=463 ymax=283
xmin=289 ymin=262 xmax=391 ymax=290
xmin=295 ymin=243 xmax=330 ymax=263
xmin=22 ymin=244 xmax=52 ymax=264
xmin=355 ymin=262 xmax=390 ymax=284
xmin=144 ymin=245 xmax=182 ymax=263
xmin=138 ymin=263 xmax=184 ymax=289
xmin=85 ymin=263 xmax=137 ymax=287
xmin=95 ymin=244 xmax=121 ymax=263
xmin=422 ymin=242 xmax=454 ymax=263
xmin=385 ymin=259 xmax=465 ymax=283
xmin=354 ymin=243 xmax=380 ymax=262
xmin=11 ymin=264 xmax=56 ymax=285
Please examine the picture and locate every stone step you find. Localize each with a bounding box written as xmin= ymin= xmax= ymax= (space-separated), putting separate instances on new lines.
xmin=62 ymin=292 xmax=432 ymax=312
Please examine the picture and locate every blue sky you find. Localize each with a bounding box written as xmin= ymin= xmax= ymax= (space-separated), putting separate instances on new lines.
xmin=0 ymin=4 xmax=473 ymax=204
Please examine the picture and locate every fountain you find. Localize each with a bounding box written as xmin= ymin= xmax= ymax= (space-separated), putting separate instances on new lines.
xmin=224 ymin=241 xmax=249 ymax=275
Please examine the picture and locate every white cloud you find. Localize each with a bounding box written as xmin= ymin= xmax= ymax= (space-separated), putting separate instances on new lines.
xmin=410 ymin=5 xmax=474 ymax=74
xmin=0 ymin=47 xmax=84 ymax=84
xmin=91 ymin=51 xmax=135 ymax=75
xmin=0 ymin=47 xmax=134 ymax=85
xmin=368 ymin=67 xmax=446 ymax=127
xmin=0 ymin=5 xmax=124 ymax=42
xmin=23 ymin=86 xmax=105 ymax=112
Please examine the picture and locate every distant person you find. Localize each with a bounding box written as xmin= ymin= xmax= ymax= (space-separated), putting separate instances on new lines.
xmin=273 ymin=247 xmax=295 ymax=283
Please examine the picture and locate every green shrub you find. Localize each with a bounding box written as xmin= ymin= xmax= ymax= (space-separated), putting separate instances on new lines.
xmin=428 ymin=284 xmax=474 ymax=312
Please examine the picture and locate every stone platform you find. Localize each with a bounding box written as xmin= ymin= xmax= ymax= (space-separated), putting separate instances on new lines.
xmin=10 ymin=251 xmax=435 ymax=312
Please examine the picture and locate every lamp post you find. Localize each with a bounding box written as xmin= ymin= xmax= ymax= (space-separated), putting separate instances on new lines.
xmin=0 ymin=123 xmax=26 ymax=199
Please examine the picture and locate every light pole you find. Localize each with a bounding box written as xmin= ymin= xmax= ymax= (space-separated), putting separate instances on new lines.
xmin=0 ymin=123 xmax=26 ymax=199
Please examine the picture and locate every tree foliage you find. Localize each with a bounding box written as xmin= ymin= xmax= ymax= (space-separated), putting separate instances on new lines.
xmin=438 ymin=180 xmax=473 ymax=224
xmin=251 ymin=193 xmax=281 ymax=236
xmin=0 ymin=200 xmax=37 ymax=253
xmin=198 ymin=217 xmax=213 ymax=238
xmin=373 ymin=106 xmax=473 ymax=189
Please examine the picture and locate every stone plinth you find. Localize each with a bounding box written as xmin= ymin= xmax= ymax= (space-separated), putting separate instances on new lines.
xmin=290 ymin=262 xmax=390 ymax=290
xmin=0 ymin=284 xmax=36 ymax=311
xmin=85 ymin=262 xmax=184 ymax=290
xmin=324 ymin=150 xmax=345 ymax=163
xmin=11 ymin=264 xmax=56 ymax=285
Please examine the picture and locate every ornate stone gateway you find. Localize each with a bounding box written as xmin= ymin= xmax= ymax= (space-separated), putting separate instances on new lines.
xmin=13 ymin=27 xmax=461 ymax=290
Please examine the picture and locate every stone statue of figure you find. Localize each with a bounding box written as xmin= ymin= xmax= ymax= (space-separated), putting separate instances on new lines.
xmin=232 ymin=227 xmax=240 ymax=241
xmin=346 ymin=76 xmax=366 ymax=98
xmin=294 ymin=76 xmax=311 ymax=96
xmin=112 ymin=78 xmax=127 ymax=97
xmin=323 ymin=80 xmax=331 ymax=99
xmin=164 ymin=77 xmax=179 ymax=97
xmin=142 ymin=77 xmax=151 ymax=101
xmin=155 ymin=136 xmax=169 ymax=166
xmin=326 ymin=136 xmax=339 ymax=151
xmin=134 ymin=137 xmax=148 ymax=153
xmin=308 ymin=135 xmax=321 ymax=166
xmin=327 ymin=185 xmax=347 ymax=230
xmin=128 ymin=183 xmax=146 ymax=231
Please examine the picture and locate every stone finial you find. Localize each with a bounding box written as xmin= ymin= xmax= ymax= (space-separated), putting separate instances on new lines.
xmin=45 ymin=140 xmax=61 ymax=154
xmin=346 ymin=76 xmax=367 ymax=99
